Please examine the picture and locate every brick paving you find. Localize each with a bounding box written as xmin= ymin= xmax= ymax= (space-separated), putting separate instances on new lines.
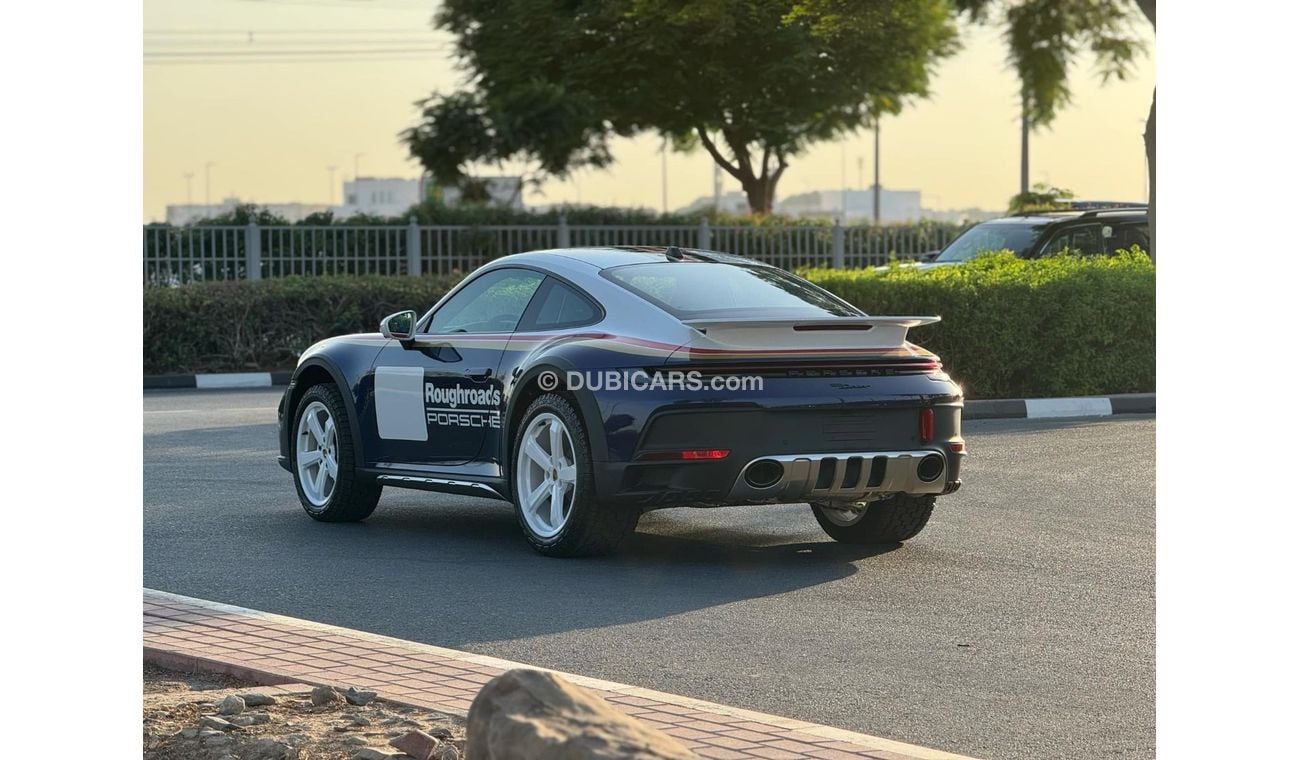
xmin=143 ymin=589 xmax=976 ymax=760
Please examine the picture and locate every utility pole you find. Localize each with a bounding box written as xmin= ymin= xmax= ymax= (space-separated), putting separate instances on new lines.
xmin=872 ymin=121 xmax=881 ymax=224
xmin=326 ymin=165 xmax=337 ymax=205
xmin=660 ymin=136 xmax=668 ymax=215
xmin=204 ymin=162 xmax=215 ymax=206
xmin=857 ymin=156 xmax=864 ymax=190
xmin=183 ymin=172 xmax=194 ymax=205
xmin=712 ymin=163 xmax=721 ymax=213
xmin=840 ymin=142 xmax=847 ymax=219
xmin=1019 ymin=92 xmax=1030 ymax=195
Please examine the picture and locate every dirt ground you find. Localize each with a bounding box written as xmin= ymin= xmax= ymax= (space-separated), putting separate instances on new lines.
xmin=143 ymin=663 xmax=466 ymax=760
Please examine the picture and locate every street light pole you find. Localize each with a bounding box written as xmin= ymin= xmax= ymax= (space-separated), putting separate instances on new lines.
xmin=1020 ymin=92 xmax=1030 ymax=196
xmin=872 ymin=121 xmax=881 ymax=224
xmin=660 ymin=136 xmax=668 ymax=215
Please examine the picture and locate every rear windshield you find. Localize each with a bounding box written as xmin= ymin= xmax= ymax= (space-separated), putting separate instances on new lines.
xmin=603 ymin=262 xmax=862 ymax=319
xmin=936 ymin=220 xmax=1051 ymax=261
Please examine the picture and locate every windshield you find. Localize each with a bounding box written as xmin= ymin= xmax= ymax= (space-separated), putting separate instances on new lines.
xmin=603 ymin=262 xmax=862 ymax=319
xmin=936 ymin=221 xmax=1050 ymax=262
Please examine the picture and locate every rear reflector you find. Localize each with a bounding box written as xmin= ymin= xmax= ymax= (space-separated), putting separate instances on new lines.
xmin=636 ymin=449 xmax=731 ymax=461
xmin=919 ymin=408 xmax=934 ymax=443
xmin=949 ymin=441 xmax=965 ymax=453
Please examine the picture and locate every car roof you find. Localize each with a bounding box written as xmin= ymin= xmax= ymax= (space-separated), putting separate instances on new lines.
xmin=499 ymin=246 xmax=770 ymax=271
xmin=995 ymin=208 xmax=1149 ymax=225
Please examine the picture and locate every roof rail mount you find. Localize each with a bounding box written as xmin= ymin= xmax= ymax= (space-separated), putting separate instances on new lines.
xmin=665 ymin=245 xmax=686 ymax=261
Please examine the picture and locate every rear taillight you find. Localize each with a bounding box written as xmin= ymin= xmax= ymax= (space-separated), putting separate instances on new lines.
xmin=636 ymin=449 xmax=731 ymax=461
xmin=919 ymin=408 xmax=934 ymax=443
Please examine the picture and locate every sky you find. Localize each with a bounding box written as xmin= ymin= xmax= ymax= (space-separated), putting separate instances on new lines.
xmin=143 ymin=0 xmax=1156 ymax=222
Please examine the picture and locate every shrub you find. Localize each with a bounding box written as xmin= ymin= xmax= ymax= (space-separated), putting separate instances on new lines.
xmin=144 ymin=275 xmax=462 ymax=374
xmin=144 ymin=251 xmax=1155 ymax=399
xmin=802 ymin=249 xmax=1155 ymax=398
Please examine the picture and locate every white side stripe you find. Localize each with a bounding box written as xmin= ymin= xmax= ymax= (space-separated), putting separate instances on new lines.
xmin=194 ymin=372 xmax=273 ymax=389
xmin=1024 ymin=397 xmax=1112 ymax=418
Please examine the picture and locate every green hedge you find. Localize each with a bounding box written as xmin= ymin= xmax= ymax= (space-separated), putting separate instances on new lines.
xmin=144 ymin=251 xmax=1154 ymax=399
xmin=144 ymin=276 xmax=463 ymax=374
xmin=803 ymin=249 xmax=1155 ymax=398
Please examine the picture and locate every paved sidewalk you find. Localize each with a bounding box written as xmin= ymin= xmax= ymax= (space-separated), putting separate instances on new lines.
xmin=144 ymin=589 xmax=977 ymax=760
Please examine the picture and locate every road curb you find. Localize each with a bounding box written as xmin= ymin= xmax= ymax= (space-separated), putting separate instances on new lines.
xmin=964 ymin=392 xmax=1154 ymax=419
xmin=145 ymin=371 xmax=292 ymax=389
xmin=145 ymin=589 xmax=979 ymax=760
xmin=144 ymin=373 xmax=1155 ymax=420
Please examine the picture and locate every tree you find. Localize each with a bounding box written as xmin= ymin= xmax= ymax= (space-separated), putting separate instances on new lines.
xmin=1008 ymin=182 xmax=1075 ymax=214
xmin=958 ymin=0 xmax=1154 ymax=256
xmin=403 ymin=0 xmax=960 ymax=214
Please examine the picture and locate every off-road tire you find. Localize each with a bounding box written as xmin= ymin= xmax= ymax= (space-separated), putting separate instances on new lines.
xmin=811 ymin=494 xmax=936 ymax=544
xmin=292 ymin=383 xmax=382 ymax=522
xmin=511 ymin=393 xmax=639 ymax=557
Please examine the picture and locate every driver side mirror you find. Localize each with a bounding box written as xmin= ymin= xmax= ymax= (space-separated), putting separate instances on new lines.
xmin=380 ymin=310 xmax=417 ymax=341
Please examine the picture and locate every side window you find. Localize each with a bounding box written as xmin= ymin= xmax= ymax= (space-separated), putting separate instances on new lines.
xmin=522 ymin=278 xmax=603 ymax=331
xmin=1106 ymin=224 xmax=1149 ymax=254
xmin=1044 ymin=225 xmax=1103 ymax=255
xmin=424 ymin=268 xmax=545 ymax=334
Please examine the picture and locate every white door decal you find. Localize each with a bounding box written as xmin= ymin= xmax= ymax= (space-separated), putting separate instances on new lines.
xmin=374 ymin=366 xmax=428 ymax=441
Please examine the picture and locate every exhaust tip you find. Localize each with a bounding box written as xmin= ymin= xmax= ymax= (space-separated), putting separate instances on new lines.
xmin=916 ymin=454 xmax=945 ymax=483
xmin=744 ymin=459 xmax=784 ymax=489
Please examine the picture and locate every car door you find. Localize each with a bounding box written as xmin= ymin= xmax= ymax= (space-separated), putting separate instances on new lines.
xmin=367 ymin=267 xmax=545 ymax=468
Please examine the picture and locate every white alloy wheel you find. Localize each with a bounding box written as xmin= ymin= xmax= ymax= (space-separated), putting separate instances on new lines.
xmin=515 ymin=412 xmax=578 ymax=538
xmin=296 ymin=400 xmax=339 ymax=507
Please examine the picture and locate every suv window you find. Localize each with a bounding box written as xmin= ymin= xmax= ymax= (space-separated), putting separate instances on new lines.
xmin=1042 ymin=224 xmax=1104 ymax=256
xmin=423 ymin=268 xmax=545 ymax=334
xmin=935 ymin=221 xmax=1051 ymax=262
xmin=524 ymin=278 xmax=602 ymax=331
xmin=1106 ymin=223 xmax=1149 ymax=254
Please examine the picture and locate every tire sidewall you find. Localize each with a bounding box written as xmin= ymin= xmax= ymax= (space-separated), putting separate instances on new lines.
xmin=292 ymin=385 xmax=347 ymax=516
xmin=511 ymin=394 xmax=595 ymax=551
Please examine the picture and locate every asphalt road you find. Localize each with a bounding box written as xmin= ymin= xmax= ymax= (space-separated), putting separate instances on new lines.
xmin=144 ymin=389 xmax=1154 ymax=760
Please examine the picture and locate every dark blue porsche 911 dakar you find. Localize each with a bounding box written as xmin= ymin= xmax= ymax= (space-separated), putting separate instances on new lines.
xmin=277 ymin=246 xmax=965 ymax=557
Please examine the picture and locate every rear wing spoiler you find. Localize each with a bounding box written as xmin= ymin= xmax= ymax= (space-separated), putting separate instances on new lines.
xmin=681 ymin=316 xmax=940 ymax=350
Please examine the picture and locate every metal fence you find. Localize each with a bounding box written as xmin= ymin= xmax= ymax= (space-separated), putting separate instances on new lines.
xmin=143 ymin=220 xmax=960 ymax=284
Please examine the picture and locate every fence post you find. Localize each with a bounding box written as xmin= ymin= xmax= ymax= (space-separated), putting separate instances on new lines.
xmin=697 ymin=218 xmax=711 ymax=249
xmin=245 ymin=222 xmax=262 ymax=280
xmin=406 ymin=220 xmax=422 ymax=277
xmin=557 ymin=214 xmax=571 ymax=248
xmin=831 ymin=218 xmax=845 ymax=269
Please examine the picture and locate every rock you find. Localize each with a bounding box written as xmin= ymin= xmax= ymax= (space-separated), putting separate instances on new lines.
xmin=350 ymin=715 xmax=373 ymax=726
xmin=389 ymin=729 xmax=442 ymax=760
xmin=246 ymin=738 xmax=295 ymax=760
xmin=466 ymin=669 xmax=697 ymax=760
xmin=218 ymin=694 xmax=246 ymax=715
xmin=247 ymin=711 xmax=271 ymax=725
xmin=351 ymin=748 xmax=409 ymax=760
xmin=176 ymin=727 xmax=200 ymax=739
xmin=312 ymin=685 xmax=343 ymax=706
xmin=229 ymin=715 xmax=256 ymax=727
xmin=345 ymin=736 xmax=369 ymax=747
xmin=198 ymin=728 xmax=224 ymax=739
xmin=202 ymin=733 xmax=233 ymax=748
xmin=426 ymin=728 xmax=453 ymax=740
xmin=439 ymin=747 xmax=460 ymax=760
xmin=200 ymin=716 xmax=238 ymax=731
xmin=381 ymin=717 xmax=402 ymax=726
xmin=240 ymin=692 xmax=278 ymax=707
xmin=345 ymin=687 xmax=379 ymax=706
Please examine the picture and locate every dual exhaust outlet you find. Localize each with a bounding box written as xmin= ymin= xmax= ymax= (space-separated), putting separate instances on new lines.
xmin=742 ymin=452 xmax=946 ymax=490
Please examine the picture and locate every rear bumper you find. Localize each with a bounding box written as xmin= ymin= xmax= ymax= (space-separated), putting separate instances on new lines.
xmin=728 ymin=449 xmax=954 ymax=503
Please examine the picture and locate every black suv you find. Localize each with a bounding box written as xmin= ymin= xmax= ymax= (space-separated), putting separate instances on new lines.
xmin=924 ymin=206 xmax=1148 ymax=266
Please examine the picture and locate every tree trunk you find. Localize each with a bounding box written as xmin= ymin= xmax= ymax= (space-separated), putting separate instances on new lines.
xmin=740 ymin=176 xmax=777 ymax=215
xmin=1137 ymin=1 xmax=1155 ymax=263
xmin=1144 ymin=88 xmax=1155 ymax=262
